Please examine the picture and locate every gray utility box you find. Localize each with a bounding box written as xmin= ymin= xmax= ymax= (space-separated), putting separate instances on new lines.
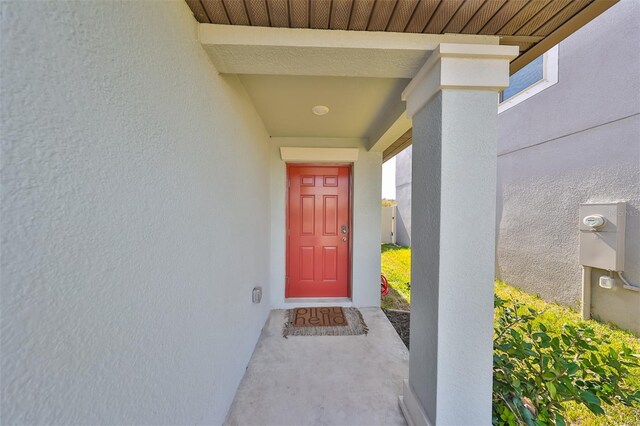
xmin=579 ymin=202 xmax=626 ymax=271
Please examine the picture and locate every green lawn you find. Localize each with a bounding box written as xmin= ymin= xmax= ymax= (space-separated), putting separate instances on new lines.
xmin=381 ymin=245 xmax=640 ymax=424
xmin=381 ymin=244 xmax=411 ymax=310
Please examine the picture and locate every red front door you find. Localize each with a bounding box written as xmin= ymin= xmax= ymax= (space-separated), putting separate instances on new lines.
xmin=287 ymin=165 xmax=351 ymax=298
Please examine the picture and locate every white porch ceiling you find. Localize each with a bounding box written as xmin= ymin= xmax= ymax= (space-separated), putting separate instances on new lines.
xmin=238 ymin=74 xmax=409 ymax=139
xmin=200 ymin=25 xmax=497 ymax=148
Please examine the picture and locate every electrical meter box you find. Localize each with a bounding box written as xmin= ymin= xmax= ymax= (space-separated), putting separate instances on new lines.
xmin=579 ymin=202 xmax=626 ymax=271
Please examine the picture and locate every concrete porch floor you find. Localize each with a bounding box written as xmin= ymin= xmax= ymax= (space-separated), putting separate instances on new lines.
xmin=225 ymin=308 xmax=409 ymax=426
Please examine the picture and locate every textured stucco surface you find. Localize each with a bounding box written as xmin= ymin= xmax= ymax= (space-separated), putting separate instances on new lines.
xmin=497 ymin=117 xmax=639 ymax=332
xmin=395 ymin=0 xmax=640 ymax=334
xmin=496 ymin=0 xmax=640 ymax=334
xmin=409 ymin=90 xmax=498 ymax=424
xmin=408 ymin=98 xmax=442 ymax=422
xmin=395 ymin=145 xmax=413 ymax=247
xmin=1 ymin=1 xmax=271 ymax=424
xmin=269 ymin=137 xmax=382 ymax=308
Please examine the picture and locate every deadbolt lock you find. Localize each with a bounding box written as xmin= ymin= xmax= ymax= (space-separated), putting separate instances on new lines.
xmin=341 ymin=225 xmax=348 ymax=234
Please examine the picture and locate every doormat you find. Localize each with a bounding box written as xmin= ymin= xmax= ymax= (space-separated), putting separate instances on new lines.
xmin=283 ymin=307 xmax=368 ymax=337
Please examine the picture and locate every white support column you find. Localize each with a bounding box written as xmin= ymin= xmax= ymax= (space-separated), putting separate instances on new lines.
xmin=398 ymin=43 xmax=518 ymax=426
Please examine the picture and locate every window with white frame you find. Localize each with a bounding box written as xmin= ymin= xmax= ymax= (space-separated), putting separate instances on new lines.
xmin=498 ymin=45 xmax=558 ymax=113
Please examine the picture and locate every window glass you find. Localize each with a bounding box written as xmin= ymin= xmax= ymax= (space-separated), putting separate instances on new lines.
xmin=502 ymin=55 xmax=544 ymax=101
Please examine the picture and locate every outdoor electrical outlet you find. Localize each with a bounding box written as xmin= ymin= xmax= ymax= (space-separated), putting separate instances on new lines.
xmin=252 ymin=287 xmax=262 ymax=303
xmin=599 ymin=276 xmax=616 ymax=290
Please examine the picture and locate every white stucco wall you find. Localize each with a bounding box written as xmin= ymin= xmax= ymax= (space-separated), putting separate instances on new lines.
xmin=1 ymin=1 xmax=271 ymax=424
xmin=269 ymin=138 xmax=382 ymax=308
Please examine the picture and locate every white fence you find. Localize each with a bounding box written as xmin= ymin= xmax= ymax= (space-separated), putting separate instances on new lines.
xmin=381 ymin=205 xmax=396 ymax=244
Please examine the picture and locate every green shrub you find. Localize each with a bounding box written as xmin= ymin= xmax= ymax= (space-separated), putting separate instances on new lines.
xmin=493 ymin=295 xmax=640 ymax=426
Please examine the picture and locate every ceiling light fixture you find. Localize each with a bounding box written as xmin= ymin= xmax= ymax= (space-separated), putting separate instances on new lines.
xmin=312 ymin=105 xmax=330 ymax=116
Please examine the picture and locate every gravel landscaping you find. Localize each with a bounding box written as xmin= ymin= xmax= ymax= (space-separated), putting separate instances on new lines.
xmin=382 ymin=309 xmax=410 ymax=349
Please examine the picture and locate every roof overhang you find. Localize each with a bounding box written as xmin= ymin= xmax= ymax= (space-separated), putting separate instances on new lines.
xmin=200 ymin=24 xmax=499 ymax=148
xmin=508 ymin=0 xmax=618 ymax=74
xmin=187 ymin=0 xmax=619 ymax=159
xmin=188 ymin=0 xmax=619 ymax=76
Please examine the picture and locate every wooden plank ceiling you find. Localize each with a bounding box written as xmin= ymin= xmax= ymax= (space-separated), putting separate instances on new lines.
xmin=185 ymin=0 xmax=616 ymax=160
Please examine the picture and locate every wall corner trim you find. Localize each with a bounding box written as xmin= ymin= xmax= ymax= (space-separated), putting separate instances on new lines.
xmin=279 ymin=147 xmax=359 ymax=162
xmin=399 ymin=379 xmax=433 ymax=426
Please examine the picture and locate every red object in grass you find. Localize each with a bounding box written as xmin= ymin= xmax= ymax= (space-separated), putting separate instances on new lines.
xmin=381 ymin=274 xmax=389 ymax=297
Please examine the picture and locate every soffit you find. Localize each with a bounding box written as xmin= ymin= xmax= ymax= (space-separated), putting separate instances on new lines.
xmin=184 ymin=0 xmax=617 ymax=157
xmin=186 ymin=0 xmax=617 ymax=74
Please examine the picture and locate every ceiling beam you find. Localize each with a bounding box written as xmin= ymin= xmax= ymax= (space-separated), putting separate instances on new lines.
xmin=369 ymin=112 xmax=412 ymax=153
xmin=199 ymin=24 xmax=499 ymax=78
xmin=383 ymin=129 xmax=412 ymax=163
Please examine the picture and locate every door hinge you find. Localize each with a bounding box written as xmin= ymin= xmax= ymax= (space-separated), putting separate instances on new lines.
xmin=287 ymin=178 xmax=290 ymax=188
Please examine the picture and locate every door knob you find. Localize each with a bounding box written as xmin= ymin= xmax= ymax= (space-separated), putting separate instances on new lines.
xmin=342 ymin=237 xmax=347 ymax=242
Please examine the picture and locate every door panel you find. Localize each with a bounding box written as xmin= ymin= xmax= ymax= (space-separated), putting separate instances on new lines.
xmin=322 ymin=247 xmax=337 ymax=280
xmin=299 ymin=246 xmax=314 ymax=281
xmin=287 ymin=165 xmax=350 ymax=298
xmin=301 ymin=196 xmax=315 ymax=235
xmin=323 ymin=196 xmax=338 ymax=235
